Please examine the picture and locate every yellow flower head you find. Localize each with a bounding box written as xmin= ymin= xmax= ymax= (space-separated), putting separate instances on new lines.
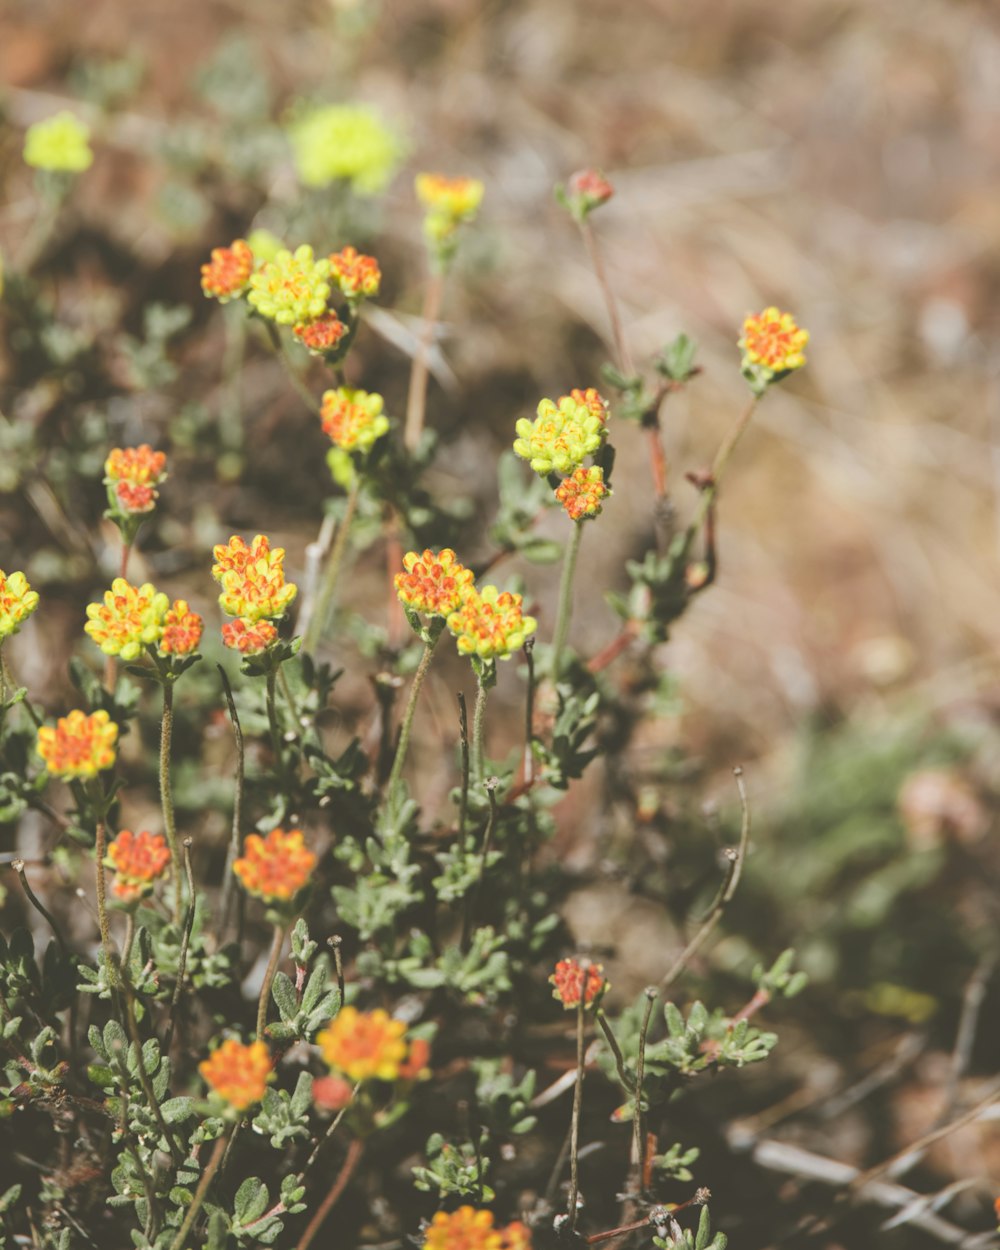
xmin=158 ymin=600 xmax=203 ymax=657
xmin=0 ymin=569 xmax=40 ymax=641
xmin=320 ymin=387 xmax=390 ymax=454
xmin=104 ymin=445 xmax=167 ymax=515
xmin=37 ymin=709 xmax=118 ymax=779
xmin=739 ymin=307 xmax=809 ymax=394
xmin=84 ymin=579 xmax=169 ymax=661
xmin=233 ymin=828 xmax=316 ymax=903
xmin=422 ymin=1208 xmax=532 ymax=1250
xmin=221 ymin=617 xmax=278 ymax=656
xmin=107 ymin=830 xmax=171 ymax=903
xmin=513 ymin=391 xmax=608 ymax=476
xmin=416 ymin=173 xmax=484 ymax=224
xmin=329 ymin=246 xmax=381 ymax=300
xmin=395 ymin=549 xmax=475 ymax=619
xmin=247 ymin=245 xmax=332 ymax=327
xmin=554 ymin=466 xmax=610 ymax=522
xmin=447 ymin=585 xmax=537 ymax=661
xmin=199 ymin=1039 xmax=273 ymax=1111
xmin=317 ymin=1007 xmax=408 ymax=1082
xmin=294 ymin=314 xmax=347 ymax=357
xmin=212 ymin=534 xmax=297 ymax=623
xmin=23 ymin=112 xmax=93 ymax=173
xmin=550 ymin=958 xmax=607 ymax=1010
xmin=288 ymin=104 xmax=402 ymax=194
xmin=201 ymin=239 xmax=254 ymax=303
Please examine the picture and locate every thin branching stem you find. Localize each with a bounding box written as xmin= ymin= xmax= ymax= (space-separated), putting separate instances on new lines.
xmin=630 ymin=988 xmax=658 ymax=1198
xmin=404 ymin=269 xmax=445 ymax=450
xmin=457 ymin=692 xmax=470 ymax=839
xmin=257 ymin=923 xmax=286 ymax=1041
xmin=551 ymin=519 xmax=584 ymax=681
xmin=295 ymin=1137 xmax=365 ymax=1250
xmin=386 ymin=633 xmax=440 ymax=797
xmin=217 ymin=667 xmax=245 ymax=938
xmin=164 ymin=840 xmax=196 ymax=1057
xmin=13 ymin=860 xmax=69 ymax=956
xmin=302 ymin=474 xmax=361 ymax=654
xmin=568 ymin=997 xmax=587 ymax=1230
xmin=160 ymin=681 xmax=182 ymax=925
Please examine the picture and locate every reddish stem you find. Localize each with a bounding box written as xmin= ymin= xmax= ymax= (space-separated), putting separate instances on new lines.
xmin=587 ymin=621 xmax=638 ymax=674
xmin=294 ymin=1138 xmax=364 ymax=1250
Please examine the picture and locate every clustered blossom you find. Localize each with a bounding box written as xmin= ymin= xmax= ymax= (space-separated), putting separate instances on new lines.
xmin=287 ymin=104 xmax=401 ymax=194
xmin=23 ymin=112 xmax=93 ymax=173
xmin=320 ymin=387 xmax=390 ymax=454
xmin=221 ymin=618 xmax=278 ymax=656
xmin=550 ymin=958 xmax=607 ymax=1010
xmin=422 ymin=1208 xmax=532 ymax=1250
xmin=199 ymin=1038 xmax=273 ymax=1111
xmin=513 ymin=391 xmax=608 ymax=476
xmin=84 ymin=579 xmax=169 ymax=661
xmin=294 ymin=314 xmax=347 ymax=356
xmin=212 ymin=534 xmax=298 ymax=637
xmin=104 ymin=445 xmax=167 ymax=515
xmin=555 ymin=465 xmax=610 ymax=521
xmin=37 ymin=709 xmax=118 ymax=779
xmin=416 ymin=173 xmax=484 ymax=248
xmin=247 ymin=245 xmax=332 ymax=326
xmin=233 ymin=828 xmax=316 ymax=903
xmin=564 ymin=167 xmax=614 ymax=219
xmin=317 ymin=1007 xmax=429 ymax=1084
xmin=158 ymin=600 xmax=203 ymax=657
xmin=200 ymin=238 xmax=254 ymax=303
xmin=739 ymin=306 xmax=809 ymax=394
xmin=106 ymin=830 xmax=171 ymax=903
xmin=329 ymin=246 xmax=381 ymax=300
xmin=395 ymin=549 xmax=474 ymax=619
xmin=446 ymin=585 xmax=537 ymax=662
xmin=0 ymin=569 xmax=40 ymax=641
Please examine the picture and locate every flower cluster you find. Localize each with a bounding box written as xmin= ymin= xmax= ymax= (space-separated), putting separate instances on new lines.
xmin=158 ymin=600 xmax=203 ymax=657
xmin=287 ymin=104 xmax=401 ymax=193
xmin=23 ymin=112 xmax=93 ymax=173
xmin=220 ymin=618 xmax=278 ymax=656
xmin=247 ymin=245 xmax=332 ymax=327
xmin=200 ymin=238 xmax=254 ymax=303
xmin=739 ymin=306 xmax=809 ymax=394
xmin=513 ymin=391 xmax=608 ymax=476
xmin=550 ymin=958 xmax=607 ymax=1009
xmin=0 ymin=569 xmax=40 ymax=641
xmin=329 ymin=246 xmax=381 ymax=301
xmin=555 ymin=465 xmax=610 ymax=521
xmin=422 ymin=1208 xmax=532 ymax=1250
xmin=320 ymin=387 xmax=390 ymax=454
xmin=106 ymin=830 xmax=171 ymax=903
xmin=85 ymin=579 xmax=169 ymax=661
xmin=37 ymin=710 xmax=118 ymax=779
xmin=212 ymin=534 xmax=297 ymax=651
xmin=416 ymin=173 xmax=484 ymax=259
xmin=294 ymin=314 xmax=347 ymax=355
xmin=199 ymin=1039 xmax=273 ymax=1111
xmin=563 ymin=167 xmax=614 ymax=219
xmin=104 ymin=445 xmax=167 ymax=515
xmin=447 ymin=585 xmax=537 ymax=662
xmin=317 ymin=1007 xmax=429 ymax=1084
xmin=395 ymin=549 xmax=474 ymax=619
xmin=233 ymin=828 xmax=316 ymax=903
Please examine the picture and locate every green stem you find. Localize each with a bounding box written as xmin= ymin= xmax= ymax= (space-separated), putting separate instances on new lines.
xmin=160 ymin=682 xmax=182 ymax=926
xmin=472 ymin=671 xmax=491 ymax=779
xmin=217 ymin=667 xmax=245 ymax=939
xmin=302 ymin=475 xmax=361 ymax=654
xmin=404 ymin=269 xmax=445 ymax=451
xmin=94 ymin=816 xmax=119 ymax=990
xmin=167 ymin=1128 xmax=230 ymax=1250
xmin=687 ymin=395 xmax=759 ymax=540
xmin=386 ymin=634 xmax=440 ymax=797
xmin=257 ymin=923 xmax=285 ymax=1041
xmin=265 ymin=669 xmax=283 ymax=766
xmin=551 ymin=520 xmax=584 ymax=681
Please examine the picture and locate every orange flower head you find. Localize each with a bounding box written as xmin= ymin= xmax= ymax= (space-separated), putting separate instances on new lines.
xmin=37 ymin=709 xmax=118 ymax=779
xmin=199 ymin=1038 xmax=273 ymax=1110
xmin=329 ymin=246 xmax=381 ymax=300
xmin=566 ymin=168 xmax=614 ymax=215
xmin=0 ymin=569 xmax=40 ymax=640
xmin=84 ymin=579 xmax=169 ymax=661
xmin=233 ymin=828 xmax=316 ymax=902
xmin=739 ymin=307 xmax=808 ymax=393
xmin=212 ymin=534 xmax=297 ymax=622
xmin=105 ymin=445 xmax=167 ymax=514
xmin=221 ymin=617 xmax=278 ymax=655
xmin=395 ymin=549 xmax=475 ymax=619
xmin=422 ymin=1208 xmax=532 ymax=1250
xmin=568 ymin=388 xmax=609 ymax=424
xmin=415 ymin=173 xmax=484 ymax=221
xmin=320 ymin=387 xmax=390 ymax=454
xmin=200 ymin=239 xmax=254 ymax=303
xmin=158 ymin=600 xmax=203 ymax=657
xmin=550 ymin=958 xmax=606 ymax=1010
xmin=294 ymin=314 xmax=348 ymax=356
xmin=317 ymin=1007 xmax=409 ymax=1082
xmin=446 ymin=585 xmax=537 ymax=662
xmin=555 ymin=466 xmax=610 ymax=522
xmin=107 ymin=829 xmax=171 ymax=902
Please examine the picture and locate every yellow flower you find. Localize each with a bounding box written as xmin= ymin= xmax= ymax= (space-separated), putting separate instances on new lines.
xmin=23 ymin=112 xmax=93 ymax=173
xmin=513 ymin=391 xmax=608 ymax=476
xmin=554 ymin=466 xmax=610 ymax=521
xmin=317 ymin=1007 xmax=408 ymax=1082
xmin=294 ymin=314 xmax=347 ymax=357
xmin=106 ymin=830 xmax=171 ymax=903
xmin=422 ymin=1208 xmax=532 ymax=1250
xmin=0 ymin=569 xmax=40 ymax=640
xmin=247 ymin=245 xmax=332 ymax=327
xmin=84 ymin=579 xmax=169 ymax=661
xmin=446 ymin=585 xmax=537 ymax=661
xmin=287 ymin=104 xmax=402 ymax=193
xmin=416 ymin=173 xmax=484 ymax=222
xmin=37 ymin=709 xmax=118 ymax=779
xmin=104 ymin=445 xmax=167 ymax=515
xmin=212 ymin=534 xmax=297 ymax=623
xmin=200 ymin=239 xmax=254 ymax=303
xmin=233 ymin=828 xmax=316 ymax=903
xmin=329 ymin=246 xmax=381 ymax=300
xmin=739 ymin=307 xmax=809 ymax=394
xmin=199 ymin=1039 xmax=273 ymax=1111
xmin=320 ymin=387 xmax=390 ymax=454
xmin=395 ymin=549 xmax=475 ymax=619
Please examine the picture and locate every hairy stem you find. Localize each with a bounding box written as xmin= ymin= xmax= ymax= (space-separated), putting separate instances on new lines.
xmin=94 ymin=817 xmax=118 ymax=990
xmin=217 ymin=666 xmax=245 ymax=938
xmin=386 ymin=635 xmax=439 ymax=797
xmin=302 ymin=474 xmax=361 ymax=654
xmin=551 ymin=519 xmax=584 ymax=681
xmin=257 ymin=923 xmax=285 ymax=1041
xmin=160 ymin=682 xmax=182 ymax=925
xmin=472 ymin=672 xmax=491 ymax=779
xmin=568 ymin=998 xmax=586 ymax=1230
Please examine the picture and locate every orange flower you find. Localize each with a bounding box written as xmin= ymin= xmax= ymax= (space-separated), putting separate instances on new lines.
xmin=395 ymin=549 xmax=475 ymax=619
xmin=158 ymin=600 xmax=203 ymax=656
xmin=555 ymin=466 xmax=610 ymax=521
xmin=104 ymin=445 xmax=167 ymax=515
xmin=212 ymin=534 xmax=297 ymax=622
xmin=422 ymin=1208 xmax=532 ymax=1250
xmin=233 ymin=828 xmax=316 ymax=902
xmin=221 ymin=617 xmax=278 ymax=655
xmin=320 ymin=387 xmax=389 ymax=454
xmin=37 ymin=710 xmax=118 ymax=779
xmin=329 ymin=246 xmax=381 ymax=300
xmin=294 ymin=314 xmax=347 ymax=355
xmin=566 ymin=168 xmax=614 ymax=214
xmin=739 ymin=307 xmax=808 ymax=392
xmin=200 ymin=239 xmax=254 ymax=303
xmin=317 ymin=1007 xmax=408 ymax=1082
xmin=107 ymin=830 xmax=171 ymax=902
xmin=550 ymin=958 xmax=606 ymax=1010
xmin=199 ymin=1038 xmax=272 ymax=1110
xmin=415 ymin=174 xmax=485 ymax=220
xmin=446 ymin=586 xmax=537 ymax=661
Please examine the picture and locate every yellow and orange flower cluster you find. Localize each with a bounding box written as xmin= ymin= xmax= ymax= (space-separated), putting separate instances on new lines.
xmin=85 ymin=579 xmax=169 ymax=661
xmin=415 ymin=173 xmax=484 ymax=259
xmin=446 ymin=585 xmax=537 ymax=662
xmin=739 ymin=307 xmax=809 ymax=394
xmin=317 ymin=1007 xmax=430 ymax=1084
xmin=329 ymin=246 xmax=381 ymax=301
xmin=320 ymin=387 xmax=390 ymax=455
xmin=395 ymin=549 xmax=475 ymax=619
xmin=233 ymin=827 xmax=316 ymax=903
xmin=513 ymin=390 xmax=608 ymax=477
xmin=550 ymin=958 xmax=607 ymax=1010
xmin=221 ymin=618 xmax=278 ymax=655
xmin=422 ymin=1208 xmax=531 ymax=1250
xmin=0 ymin=569 xmax=40 ymax=641
xmin=564 ymin=167 xmax=614 ymax=219
xmin=554 ymin=466 xmax=610 ymax=522
xmin=294 ymin=314 xmax=347 ymax=355
xmin=212 ymin=534 xmax=297 ymax=654
xmin=106 ymin=829 xmax=171 ymax=903
xmin=200 ymin=239 xmax=254 ymax=303
xmin=158 ymin=600 xmax=203 ymax=656
xmin=104 ymin=445 xmax=167 ymax=516
xmin=199 ymin=1038 xmax=273 ymax=1111
xmin=247 ymin=244 xmax=332 ymax=327
xmin=37 ymin=709 xmax=118 ymax=779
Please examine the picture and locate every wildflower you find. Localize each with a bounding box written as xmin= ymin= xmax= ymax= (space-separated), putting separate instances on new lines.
xmin=447 ymin=585 xmax=537 ymax=662
xmin=84 ymin=579 xmax=169 ymax=661
xmin=329 ymin=246 xmax=381 ymax=300
xmin=416 ymin=173 xmax=485 ymax=246
xmin=212 ymin=534 xmax=297 ymax=623
xmin=200 ymin=239 xmax=254 ymax=303
xmin=422 ymin=1208 xmax=532 ymax=1250
xmin=550 ymin=958 xmax=606 ymax=1010
xmin=104 ymin=445 xmax=167 ymax=515
xmin=568 ymin=387 xmax=610 ymax=423
xmin=397 ymin=1037 xmax=432 ymax=1082
xmin=246 ymin=228 xmax=284 ymax=263
xmin=739 ymin=307 xmax=809 ymax=394
xmin=395 ymin=549 xmax=475 ymax=619
xmin=513 ymin=391 xmax=608 ymax=476
xmin=106 ymin=830 xmax=171 ymax=903
xmin=320 ymin=387 xmax=390 ymax=454
xmin=221 ymin=618 xmax=278 ymax=655
xmin=199 ymin=1038 xmax=272 ymax=1111
xmin=555 ymin=466 xmax=610 ymax=521
xmin=23 ymin=112 xmax=93 ymax=173
xmin=317 ymin=1007 xmax=408 ymax=1082
xmin=233 ymin=828 xmax=316 ymax=903
xmin=158 ymin=600 xmax=203 ymax=657
xmin=313 ymin=1074 xmax=354 ymax=1111
xmin=294 ymin=314 xmax=347 ymax=356
xmin=564 ymin=167 xmax=614 ymax=219
xmin=37 ymin=709 xmax=118 ymax=779
xmin=287 ymin=104 xmax=401 ymax=194
xmin=247 ymin=245 xmax=332 ymax=327
xmin=0 ymin=569 xmax=40 ymax=641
